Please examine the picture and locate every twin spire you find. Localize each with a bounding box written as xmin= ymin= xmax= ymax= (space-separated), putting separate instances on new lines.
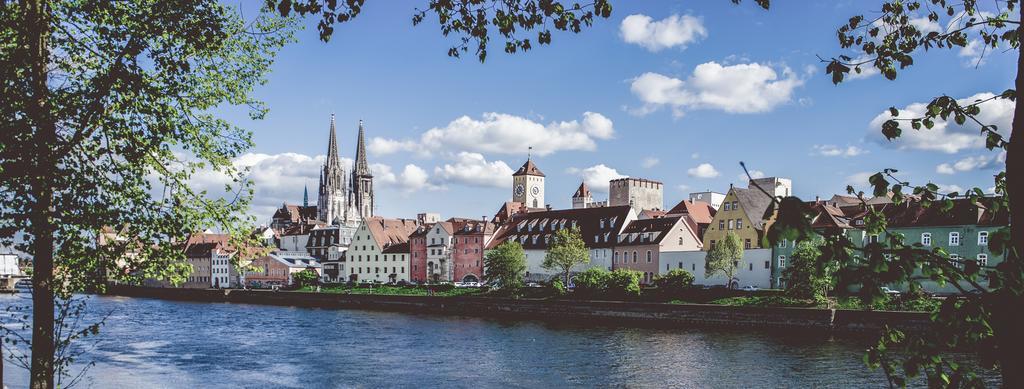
xmin=325 ymin=114 xmax=369 ymax=178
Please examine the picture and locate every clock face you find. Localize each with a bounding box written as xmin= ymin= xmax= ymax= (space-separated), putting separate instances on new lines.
xmin=514 ymin=184 xmax=525 ymax=196
xmin=531 ymin=186 xmax=540 ymax=196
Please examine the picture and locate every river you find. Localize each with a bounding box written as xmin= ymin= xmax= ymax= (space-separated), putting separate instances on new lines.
xmin=0 ymin=294 xmax=999 ymax=388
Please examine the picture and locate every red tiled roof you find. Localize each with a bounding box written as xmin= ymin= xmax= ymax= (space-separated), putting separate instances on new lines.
xmin=513 ymin=159 xmax=545 ymax=177
xmin=365 ymin=217 xmax=420 ymax=248
xmin=666 ymin=200 xmax=715 ymax=224
xmin=572 ymin=182 xmax=591 ymax=198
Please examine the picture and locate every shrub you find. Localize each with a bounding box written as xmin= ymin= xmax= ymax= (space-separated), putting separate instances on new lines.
xmin=654 ymin=269 xmax=695 ymax=297
xmin=550 ymin=278 xmax=567 ymax=296
xmin=606 ymin=269 xmax=642 ymax=299
xmin=573 ymin=267 xmax=609 ymax=297
xmin=292 ymin=269 xmax=320 ymax=288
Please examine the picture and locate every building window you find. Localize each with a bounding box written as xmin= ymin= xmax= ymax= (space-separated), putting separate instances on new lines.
xmin=778 ymin=255 xmax=786 ymax=268
xmin=921 ymin=233 xmax=931 ymax=246
xmin=691 ymin=263 xmax=695 ymax=271
xmin=949 ymin=232 xmax=961 ymax=246
xmin=594 ymin=235 xmax=599 ymax=243
xmin=869 ymin=235 xmax=879 ymax=244
xmin=723 ymin=202 xmax=731 ymax=211
xmin=736 ymin=219 xmax=743 ymax=229
xmin=778 ymin=239 xmax=787 ymax=248
xmin=732 ymin=201 xmax=737 ymax=209
xmin=719 ymin=220 xmax=725 ymax=230
xmin=950 ymin=254 xmax=962 ymax=269
xmin=678 ymin=237 xmax=684 ymax=245
xmin=764 ymin=261 xmax=769 ymax=269
xmin=744 ymin=239 xmax=751 ymax=249
xmin=977 ymin=254 xmax=988 ymax=267
xmin=710 ymin=240 xmax=716 ymax=249
xmin=646 ymin=251 xmax=652 ymax=263
xmin=978 ymin=231 xmax=989 ymax=245
xmin=728 ymin=220 xmax=735 ymax=230
xmin=632 ymin=251 xmax=638 ymax=263
xmin=614 ymin=252 xmax=619 ymax=263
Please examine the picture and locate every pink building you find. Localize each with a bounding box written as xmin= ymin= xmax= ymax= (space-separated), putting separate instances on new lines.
xmin=451 ymin=220 xmax=494 ymax=283
xmin=611 ymin=216 xmax=703 ymax=284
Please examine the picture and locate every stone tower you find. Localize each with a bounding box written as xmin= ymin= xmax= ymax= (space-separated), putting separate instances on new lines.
xmin=572 ymin=181 xmax=592 ymax=209
xmin=317 ymin=114 xmax=349 ymax=224
xmin=512 ymin=155 xmax=545 ymax=209
xmin=350 ymin=120 xmax=374 ymax=220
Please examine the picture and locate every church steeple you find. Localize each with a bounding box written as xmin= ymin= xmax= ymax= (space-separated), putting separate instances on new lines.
xmin=303 ymin=183 xmax=309 ymax=207
xmin=327 ymin=114 xmax=340 ymax=167
xmin=353 ymin=119 xmax=370 ymax=177
xmin=318 ymin=114 xmax=347 ymax=224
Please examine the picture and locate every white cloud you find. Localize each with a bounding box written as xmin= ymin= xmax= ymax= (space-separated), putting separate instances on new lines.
xmin=569 ymin=164 xmax=626 ymax=193
xmin=188 ymin=152 xmax=334 ymax=223
xmin=936 ymin=184 xmax=965 ymax=194
xmin=372 ymin=163 xmax=443 ymax=193
xmin=739 ymin=170 xmax=765 ymax=181
xmin=935 ymin=153 xmax=1003 ymax=174
xmin=812 ymin=144 xmax=868 ymax=157
xmin=641 ymin=157 xmax=660 ymax=168
xmin=433 ymin=152 xmax=514 ymax=188
xmin=690 ymin=153 xmax=700 ymax=159
xmin=677 ymin=184 xmax=691 ymax=192
xmin=845 ymin=172 xmax=875 ymax=189
xmin=630 ymin=62 xmax=805 ymax=117
xmin=368 ymin=138 xmax=417 ymax=155
xmin=371 ymin=112 xmax=614 ymax=157
xmin=620 ymin=13 xmax=707 ymax=52
xmin=869 ymin=92 xmax=1014 ymax=153
xmin=687 ymin=163 xmax=720 ymax=179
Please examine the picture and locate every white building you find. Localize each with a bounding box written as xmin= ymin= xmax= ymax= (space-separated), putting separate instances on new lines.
xmin=487 ymin=205 xmax=638 ymax=282
xmin=346 ymin=217 xmax=418 ymax=283
xmin=688 ymin=191 xmax=726 ymax=210
xmin=660 ymin=248 xmax=773 ymax=289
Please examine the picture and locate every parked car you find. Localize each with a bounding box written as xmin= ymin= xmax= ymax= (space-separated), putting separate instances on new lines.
xmin=525 ymin=282 xmax=541 ymax=288
xmin=881 ymin=286 xmax=901 ymax=296
xmin=740 ymin=285 xmax=759 ymax=292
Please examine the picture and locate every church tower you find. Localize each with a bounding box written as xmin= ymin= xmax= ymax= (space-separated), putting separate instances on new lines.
xmin=350 ymin=120 xmax=374 ymax=220
xmin=512 ymin=153 xmax=545 ymax=209
xmin=317 ymin=114 xmax=348 ymax=224
xmin=572 ymin=181 xmax=592 ymax=209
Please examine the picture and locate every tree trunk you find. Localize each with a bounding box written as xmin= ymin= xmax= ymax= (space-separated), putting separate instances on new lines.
xmin=25 ymin=1 xmax=56 ymax=388
xmin=993 ymin=4 xmax=1024 ymax=387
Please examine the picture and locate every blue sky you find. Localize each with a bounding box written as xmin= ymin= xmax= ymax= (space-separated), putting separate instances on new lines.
xmin=217 ymin=1 xmax=1015 ymax=223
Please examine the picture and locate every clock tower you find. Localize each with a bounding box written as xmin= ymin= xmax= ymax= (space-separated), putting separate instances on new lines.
xmin=512 ymin=155 xmax=545 ymax=209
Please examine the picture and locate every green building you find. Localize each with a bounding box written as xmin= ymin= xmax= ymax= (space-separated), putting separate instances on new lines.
xmin=771 ymin=197 xmax=1008 ymax=293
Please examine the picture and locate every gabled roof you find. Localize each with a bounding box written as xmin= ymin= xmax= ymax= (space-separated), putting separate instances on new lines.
xmin=182 ymin=233 xmax=230 ymax=258
xmin=272 ymin=204 xmax=318 ymax=223
xmin=454 ymin=220 xmax=495 ymax=235
xmin=666 ymin=200 xmax=716 ymax=224
xmin=364 ymin=217 xmax=419 ymax=248
xmin=615 ymin=216 xmax=683 ymax=246
xmin=487 ymin=205 xmax=634 ymax=250
xmin=731 ymin=187 xmax=775 ymax=230
xmin=382 ymin=242 xmax=410 ymax=254
xmin=572 ymin=182 xmax=591 ymax=198
xmin=513 ymin=159 xmax=545 ymax=177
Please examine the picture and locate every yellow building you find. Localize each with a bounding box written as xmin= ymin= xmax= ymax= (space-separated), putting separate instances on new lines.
xmin=701 ymin=185 xmax=775 ymax=250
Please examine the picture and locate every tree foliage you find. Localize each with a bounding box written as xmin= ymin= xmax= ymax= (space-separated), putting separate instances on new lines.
xmin=292 ymin=268 xmax=320 ymax=288
xmin=605 ymin=268 xmax=642 ymax=299
xmin=705 ymin=232 xmax=743 ymax=288
xmin=484 ymin=240 xmax=527 ymax=292
xmin=543 ymin=226 xmax=589 ymax=286
xmin=781 ymin=236 xmax=835 ymax=301
xmin=654 ymin=269 xmax=695 ymax=297
xmin=266 ymin=0 xmax=614 ymax=62
xmin=572 ymin=266 xmax=608 ymax=296
xmin=765 ymin=0 xmax=1024 ymax=386
xmin=1 ymin=1 xmax=292 ymax=387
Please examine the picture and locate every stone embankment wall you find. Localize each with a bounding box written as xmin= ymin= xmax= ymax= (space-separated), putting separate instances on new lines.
xmin=104 ymin=286 xmax=932 ymax=335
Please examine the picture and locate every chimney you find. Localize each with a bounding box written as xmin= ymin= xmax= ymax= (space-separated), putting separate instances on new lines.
xmin=815 ymin=195 xmax=820 ymax=202
xmin=546 ymin=204 xmax=552 ymax=211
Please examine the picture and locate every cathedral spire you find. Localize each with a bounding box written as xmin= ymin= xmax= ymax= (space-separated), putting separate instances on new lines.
xmin=354 ymin=119 xmax=370 ymax=176
xmin=303 ymin=183 xmax=309 ymax=207
xmin=327 ymin=114 xmax=339 ymax=166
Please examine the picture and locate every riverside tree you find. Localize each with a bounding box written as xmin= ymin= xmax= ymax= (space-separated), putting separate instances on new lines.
xmin=781 ymin=237 xmax=835 ymax=302
xmin=483 ymin=241 xmax=527 ymax=292
xmin=750 ymin=0 xmax=1023 ymax=386
xmin=704 ymin=232 xmax=743 ymax=289
xmin=1 ymin=2 xmax=292 ymax=387
xmin=543 ymin=226 xmax=589 ymax=287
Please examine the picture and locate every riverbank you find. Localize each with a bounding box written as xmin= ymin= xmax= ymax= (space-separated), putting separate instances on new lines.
xmin=103 ymin=286 xmax=932 ymax=335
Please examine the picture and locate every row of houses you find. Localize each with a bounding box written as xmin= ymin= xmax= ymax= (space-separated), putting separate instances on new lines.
xmin=161 ymin=157 xmax=1007 ymax=293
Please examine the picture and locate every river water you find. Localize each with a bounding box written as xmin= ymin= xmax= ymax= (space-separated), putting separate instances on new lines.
xmin=0 ymin=294 xmax=998 ymax=388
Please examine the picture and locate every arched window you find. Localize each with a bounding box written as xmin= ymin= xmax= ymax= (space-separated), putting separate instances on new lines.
xmin=632 ymin=251 xmax=638 ymax=263
xmin=646 ymin=251 xmax=652 ymax=263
